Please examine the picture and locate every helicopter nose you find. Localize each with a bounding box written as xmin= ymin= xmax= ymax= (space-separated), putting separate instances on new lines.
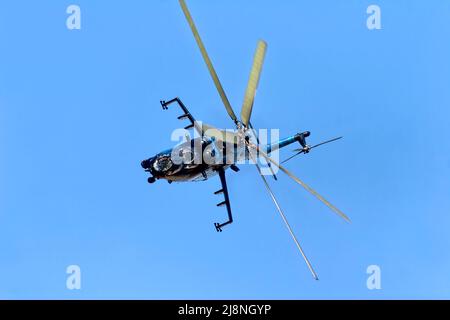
xmin=141 ymin=158 xmax=153 ymax=169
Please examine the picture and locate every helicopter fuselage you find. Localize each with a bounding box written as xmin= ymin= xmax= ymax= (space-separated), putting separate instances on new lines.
xmin=141 ymin=133 xmax=308 ymax=183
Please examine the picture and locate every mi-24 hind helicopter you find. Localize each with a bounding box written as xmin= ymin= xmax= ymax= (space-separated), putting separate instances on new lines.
xmin=141 ymin=0 xmax=350 ymax=280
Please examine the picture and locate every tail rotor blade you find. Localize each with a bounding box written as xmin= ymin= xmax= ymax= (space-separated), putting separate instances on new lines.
xmin=248 ymin=147 xmax=319 ymax=280
xmin=281 ymin=151 xmax=303 ymax=164
xmin=311 ymin=136 xmax=343 ymax=150
xmin=248 ymin=142 xmax=351 ymax=223
xmin=284 ymin=137 xmax=343 ymax=164
xmin=241 ymin=40 xmax=267 ymax=127
xmin=179 ymin=0 xmax=238 ymax=124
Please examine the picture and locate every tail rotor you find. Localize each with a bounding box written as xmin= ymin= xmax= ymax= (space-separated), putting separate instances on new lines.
xmin=282 ymin=136 xmax=343 ymax=164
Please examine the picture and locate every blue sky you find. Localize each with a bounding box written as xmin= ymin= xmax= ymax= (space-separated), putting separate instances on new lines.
xmin=1 ymin=0 xmax=450 ymax=299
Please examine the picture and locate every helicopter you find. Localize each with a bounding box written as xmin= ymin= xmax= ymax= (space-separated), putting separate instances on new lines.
xmin=141 ymin=0 xmax=350 ymax=280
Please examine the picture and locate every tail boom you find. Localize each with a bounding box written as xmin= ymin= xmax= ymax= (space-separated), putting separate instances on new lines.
xmin=265 ymin=131 xmax=310 ymax=154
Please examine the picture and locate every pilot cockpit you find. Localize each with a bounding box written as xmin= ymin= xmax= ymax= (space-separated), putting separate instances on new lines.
xmin=152 ymin=155 xmax=173 ymax=173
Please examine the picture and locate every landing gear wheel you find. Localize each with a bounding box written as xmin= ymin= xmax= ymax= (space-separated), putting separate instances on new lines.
xmin=147 ymin=177 xmax=156 ymax=184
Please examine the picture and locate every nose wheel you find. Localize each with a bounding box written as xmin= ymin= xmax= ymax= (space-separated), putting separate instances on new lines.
xmin=147 ymin=177 xmax=156 ymax=184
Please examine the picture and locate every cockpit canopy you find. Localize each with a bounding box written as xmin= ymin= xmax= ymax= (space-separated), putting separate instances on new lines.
xmin=152 ymin=156 xmax=173 ymax=172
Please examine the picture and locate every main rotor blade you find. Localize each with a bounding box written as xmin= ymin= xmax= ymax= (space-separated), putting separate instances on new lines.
xmin=241 ymin=40 xmax=267 ymax=127
xmin=248 ymin=148 xmax=318 ymax=280
xmin=248 ymin=142 xmax=351 ymax=223
xmin=179 ymin=0 xmax=238 ymax=124
xmin=201 ymin=122 xmax=239 ymax=145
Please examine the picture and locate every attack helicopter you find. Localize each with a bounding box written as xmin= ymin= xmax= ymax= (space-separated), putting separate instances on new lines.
xmin=141 ymin=0 xmax=350 ymax=280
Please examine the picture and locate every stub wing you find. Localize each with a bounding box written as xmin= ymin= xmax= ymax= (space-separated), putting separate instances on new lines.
xmin=160 ymin=97 xmax=238 ymax=145
xmin=213 ymin=168 xmax=233 ymax=232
